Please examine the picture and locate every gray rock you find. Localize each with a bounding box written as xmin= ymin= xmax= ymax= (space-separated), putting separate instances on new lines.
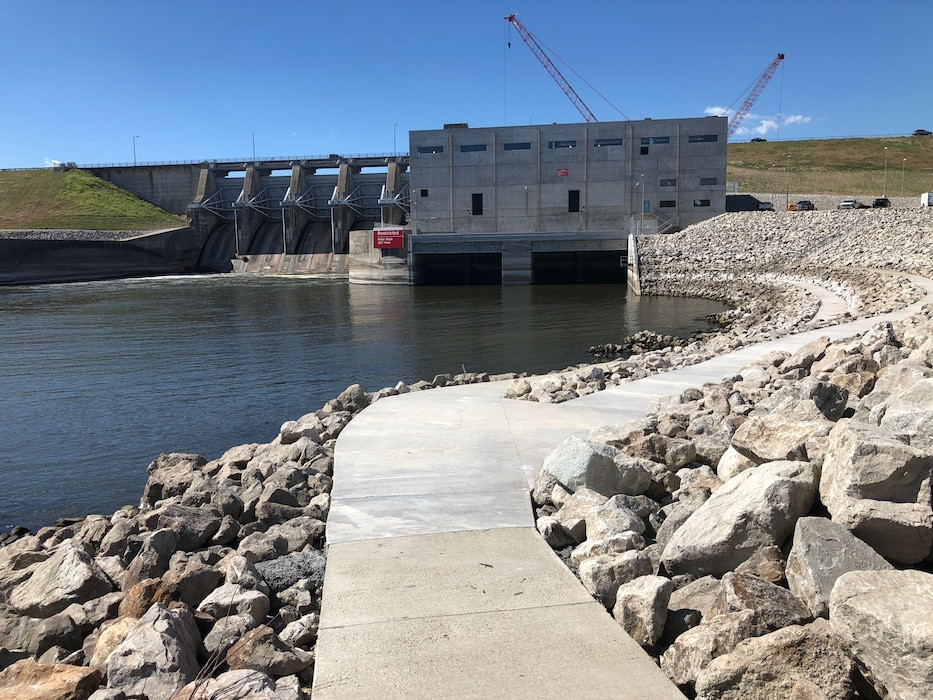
xmin=664 ymin=575 xmax=720 ymax=642
xmin=105 ymin=603 xmax=200 ymax=700
xmin=577 ymin=549 xmax=653 ymax=610
xmin=830 ymin=569 xmax=933 ymax=700
xmin=554 ymin=488 xmax=608 ymax=543
xmin=709 ymin=572 xmax=812 ymax=631
xmin=694 ymin=619 xmax=856 ymax=700
xmin=611 ymin=575 xmax=674 ymax=647
xmin=877 ymin=376 xmax=933 ymax=448
xmin=197 ymin=583 xmax=271 ymax=625
xmin=140 ymin=452 xmax=208 ymax=508
xmin=543 ymin=436 xmax=650 ymax=497
xmin=570 ymin=531 xmax=645 ymax=567
xmin=535 ymin=515 xmax=576 ymax=549
xmin=9 ymin=544 xmax=113 ymax=617
xmin=715 ymin=446 xmax=757 ymax=481
xmin=225 ymin=625 xmax=313 ymax=676
xmin=0 ymin=658 xmax=103 ymax=700
xmin=730 ymin=411 xmax=833 ymax=464
xmin=152 ymin=503 xmax=222 ymax=551
xmin=585 ymin=497 xmax=645 ymax=541
xmin=661 ymin=460 xmax=818 ymax=577
xmin=819 ymin=419 xmax=933 ymax=564
xmin=733 ymin=545 xmax=785 ymax=585
xmin=161 ymin=556 xmax=222 ymax=609
xmin=172 ymin=669 xmax=295 ymax=700
xmin=255 ymin=551 xmax=326 ymax=594
xmin=660 ymin=610 xmax=768 ymax=688
xmin=786 ymin=516 xmax=893 ymax=618
xmin=123 ymin=528 xmax=177 ymax=589
xmin=203 ymin=612 xmax=260 ymax=656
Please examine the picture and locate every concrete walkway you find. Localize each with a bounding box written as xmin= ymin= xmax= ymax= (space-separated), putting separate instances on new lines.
xmin=312 ymin=273 xmax=933 ymax=699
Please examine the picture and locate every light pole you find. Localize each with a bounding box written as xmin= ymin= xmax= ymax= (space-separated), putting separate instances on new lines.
xmin=882 ymin=146 xmax=889 ymax=197
xmin=132 ymin=135 xmax=139 ymax=166
xmin=785 ymin=155 xmax=791 ymax=210
xmin=393 ymin=123 xmax=398 ymax=160
xmin=770 ymin=163 xmax=777 ymax=203
xmin=901 ymin=158 xmax=906 ymax=198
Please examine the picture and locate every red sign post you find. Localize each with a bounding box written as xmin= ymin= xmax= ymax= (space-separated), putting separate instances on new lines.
xmin=373 ymin=227 xmax=405 ymax=249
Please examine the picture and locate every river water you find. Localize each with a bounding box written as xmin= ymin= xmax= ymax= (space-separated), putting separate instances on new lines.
xmin=0 ymin=275 xmax=728 ymax=533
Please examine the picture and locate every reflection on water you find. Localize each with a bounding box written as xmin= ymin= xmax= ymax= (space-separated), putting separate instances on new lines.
xmin=0 ymin=275 xmax=727 ymax=531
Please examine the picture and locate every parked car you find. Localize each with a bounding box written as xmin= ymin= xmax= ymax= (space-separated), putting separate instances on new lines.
xmin=751 ymin=137 xmax=768 ymax=142
xmin=913 ymin=129 xmax=932 ymax=136
xmin=838 ymin=199 xmax=862 ymax=209
xmin=757 ymin=201 xmax=775 ymax=211
xmin=796 ymin=200 xmax=816 ymax=211
xmin=872 ymin=197 xmax=891 ymax=208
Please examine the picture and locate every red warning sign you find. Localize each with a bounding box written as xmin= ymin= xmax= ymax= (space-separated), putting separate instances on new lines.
xmin=373 ymin=228 xmax=404 ymax=249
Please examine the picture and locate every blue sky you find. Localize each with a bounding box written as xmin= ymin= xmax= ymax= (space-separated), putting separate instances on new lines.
xmin=1 ymin=0 xmax=927 ymax=168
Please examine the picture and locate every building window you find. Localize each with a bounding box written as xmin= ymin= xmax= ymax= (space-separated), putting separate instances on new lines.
xmin=417 ymin=145 xmax=444 ymax=154
xmin=688 ymin=134 xmax=719 ymax=143
xmin=660 ymin=178 xmax=676 ymax=187
xmin=693 ymin=199 xmax=711 ymax=207
xmin=640 ymin=146 xmax=649 ymax=155
xmin=420 ymin=189 xmax=428 ymax=197
xmin=568 ymin=190 xmax=581 ymax=213
xmin=503 ymin=142 xmax=531 ymax=151
xmin=659 ymin=200 xmax=676 ymax=208
xmin=472 ymin=193 xmax=484 ymax=216
xmin=700 ymin=177 xmax=718 ymax=185
xmin=460 ymin=144 xmax=487 ymax=153
xmin=594 ymin=138 xmax=623 ymax=147
xmin=548 ymin=140 xmax=577 ymax=149
xmin=640 ymin=136 xmax=670 ymax=145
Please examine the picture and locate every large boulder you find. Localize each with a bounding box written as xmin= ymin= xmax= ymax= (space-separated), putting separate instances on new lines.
xmin=819 ymin=419 xmax=933 ymax=564
xmin=785 ymin=516 xmax=893 ymax=618
xmin=542 ymin=436 xmax=650 ymax=497
xmin=553 ymin=488 xmax=607 ymax=543
xmin=876 ymin=376 xmax=933 ymax=448
xmin=105 ymin=603 xmax=201 ymax=700
xmin=584 ymin=496 xmax=645 ymax=541
xmin=694 ymin=619 xmax=856 ymax=699
xmin=730 ymin=411 xmax=833 ymax=464
xmin=661 ymin=460 xmax=818 ymax=577
xmin=225 ymin=625 xmax=313 ymax=676
xmin=9 ymin=544 xmax=113 ymax=618
xmin=0 ymin=658 xmax=102 ymax=700
xmin=660 ymin=610 xmax=768 ymax=688
xmin=708 ymin=572 xmax=811 ymax=631
xmin=830 ymin=570 xmax=933 ymax=700
xmin=611 ymin=575 xmax=673 ymax=647
xmin=171 ymin=669 xmax=295 ymax=700
xmin=577 ymin=550 xmax=653 ymax=610
xmin=197 ymin=583 xmax=270 ymax=625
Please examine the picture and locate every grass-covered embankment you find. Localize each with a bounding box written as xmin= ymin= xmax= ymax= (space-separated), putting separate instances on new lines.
xmin=0 ymin=169 xmax=182 ymax=231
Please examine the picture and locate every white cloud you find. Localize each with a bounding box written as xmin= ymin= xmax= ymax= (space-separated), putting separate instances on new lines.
xmin=705 ymin=106 xmax=732 ymax=118
xmin=43 ymin=158 xmax=61 ymax=168
xmin=783 ymin=114 xmax=812 ymax=125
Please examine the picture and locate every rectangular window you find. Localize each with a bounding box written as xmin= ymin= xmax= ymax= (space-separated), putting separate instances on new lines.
xmin=503 ymin=141 xmax=531 ymax=151
xmin=420 ymin=189 xmax=428 ymax=197
xmin=459 ymin=144 xmax=487 ymax=153
xmin=693 ymin=199 xmax=711 ymax=207
xmin=640 ymin=136 xmax=670 ymax=145
xmin=568 ymin=190 xmax=581 ymax=213
xmin=472 ymin=193 xmax=484 ymax=216
xmin=640 ymin=146 xmax=649 ymax=155
xmin=594 ymin=138 xmax=623 ymax=147
xmin=700 ymin=177 xmax=718 ymax=185
xmin=660 ymin=178 xmax=676 ymax=187
xmin=688 ymin=134 xmax=719 ymax=143
xmin=659 ymin=200 xmax=677 ymax=208
xmin=416 ymin=145 xmax=444 ymax=154
xmin=548 ymin=140 xmax=577 ymax=149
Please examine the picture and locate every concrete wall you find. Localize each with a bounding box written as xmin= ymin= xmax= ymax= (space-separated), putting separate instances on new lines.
xmin=89 ymin=165 xmax=203 ymax=215
xmin=0 ymin=227 xmax=222 ymax=286
xmin=348 ymin=229 xmax=410 ymax=285
xmin=408 ymin=117 xmax=727 ymax=236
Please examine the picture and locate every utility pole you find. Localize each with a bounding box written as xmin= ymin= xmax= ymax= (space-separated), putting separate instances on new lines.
xmin=883 ymin=146 xmax=889 ymax=197
xmin=132 ymin=135 xmax=139 ymax=166
xmin=901 ymin=158 xmax=906 ymax=198
xmin=785 ymin=155 xmax=791 ymax=210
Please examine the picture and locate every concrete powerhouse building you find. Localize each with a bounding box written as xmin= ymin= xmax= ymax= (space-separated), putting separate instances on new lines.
xmin=371 ymin=115 xmax=726 ymax=284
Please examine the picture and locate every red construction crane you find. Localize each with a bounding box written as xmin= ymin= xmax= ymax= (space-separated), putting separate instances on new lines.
xmin=728 ymin=53 xmax=785 ymax=140
xmin=505 ymin=14 xmax=598 ymax=123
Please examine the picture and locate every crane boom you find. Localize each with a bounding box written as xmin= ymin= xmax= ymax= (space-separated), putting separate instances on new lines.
xmin=505 ymin=14 xmax=598 ymax=123
xmin=728 ymin=53 xmax=785 ymax=139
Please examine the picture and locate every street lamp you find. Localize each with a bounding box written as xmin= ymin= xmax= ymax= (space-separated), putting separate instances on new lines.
xmin=132 ymin=135 xmax=139 ymax=166
xmin=393 ymin=123 xmax=398 ymax=160
xmin=882 ymin=146 xmax=889 ymax=197
xmin=901 ymin=158 xmax=907 ymax=198
xmin=638 ymin=173 xmax=645 ymax=234
xmin=785 ymin=155 xmax=791 ymax=210
xmin=770 ymin=163 xmax=777 ymax=203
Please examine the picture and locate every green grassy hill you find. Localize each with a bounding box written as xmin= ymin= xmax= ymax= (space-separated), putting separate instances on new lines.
xmin=728 ymin=136 xmax=933 ymax=196
xmin=0 ymin=168 xmax=183 ymax=230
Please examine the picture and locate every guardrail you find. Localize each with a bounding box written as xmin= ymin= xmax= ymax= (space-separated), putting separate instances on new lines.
xmin=75 ymin=152 xmax=411 ymax=169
